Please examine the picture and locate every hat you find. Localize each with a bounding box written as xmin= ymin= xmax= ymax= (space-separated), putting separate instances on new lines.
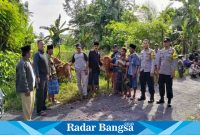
xmin=21 ymin=45 xmax=31 ymax=53
xmin=76 ymin=43 xmax=82 ymax=49
xmin=164 ymin=37 xmax=171 ymax=42
xmin=113 ymin=44 xmax=118 ymax=48
xmin=129 ymin=44 xmax=136 ymax=49
xmin=178 ymin=55 xmax=183 ymax=58
xmin=93 ymin=41 xmax=99 ymax=46
xmin=47 ymin=44 xmax=53 ymax=50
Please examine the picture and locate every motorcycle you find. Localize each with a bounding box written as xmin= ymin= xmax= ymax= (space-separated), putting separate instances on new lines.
xmin=0 ymin=88 xmax=5 ymax=119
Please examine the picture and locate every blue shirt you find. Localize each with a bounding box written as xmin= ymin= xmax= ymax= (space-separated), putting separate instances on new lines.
xmin=111 ymin=52 xmax=120 ymax=72
xmin=128 ymin=53 xmax=140 ymax=75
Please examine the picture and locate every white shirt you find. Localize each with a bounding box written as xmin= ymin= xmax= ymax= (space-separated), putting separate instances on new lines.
xmin=74 ymin=53 xmax=87 ymax=71
xmin=27 ymin=62 xmax=35 ymax=88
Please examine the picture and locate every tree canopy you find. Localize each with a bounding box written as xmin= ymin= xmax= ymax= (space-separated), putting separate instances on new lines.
xmin=0 ymin=0 xmax=34 ymax=51
xmin=62 ymin=0 xmax=199 ymax=53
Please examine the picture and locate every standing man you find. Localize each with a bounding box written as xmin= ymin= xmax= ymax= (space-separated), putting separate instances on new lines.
xmin=156 ymin=37 xmax=177 ymax=107
xmin=34 ymin=40 xmax=49 ymax=116
xmin=88 ymin=41 xmax=102 ymax=91
xmin=47 ymin=45 xmax=60 ymax=104
xmin=127 ymin=44 xmax=140 ymax=99
xmin=111 ymin=44 xmax=120 ymax=94
xmin=138 ymin=39 xmax=155 ymax=103
xmin=70 ymin=43 xmax=89 ymax=98
xmin=16 ymin=45 xmax=35 ymax=120
xmin=116 ymin=47 xmax=127 ymax=95
xmin=177 ymin=55 xmax=184 ymax=78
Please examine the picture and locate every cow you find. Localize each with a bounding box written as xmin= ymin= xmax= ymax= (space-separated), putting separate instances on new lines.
xmin=101 ymin=56 xmax=113 ymax=90
xmin=53 ymin=57 xmax=72 ymax=81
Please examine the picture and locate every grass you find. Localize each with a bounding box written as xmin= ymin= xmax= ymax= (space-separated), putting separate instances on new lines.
xmin=53 ymin=75 xmax=112 ymax=106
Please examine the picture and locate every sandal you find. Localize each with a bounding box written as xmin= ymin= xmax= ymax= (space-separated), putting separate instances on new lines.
xmin=37 ymin=111 xmax=47 ymax=116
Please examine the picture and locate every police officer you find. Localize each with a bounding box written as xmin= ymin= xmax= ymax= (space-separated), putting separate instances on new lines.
xmin=156 ymin=37 xmax=177 ymax=107
xmin=138 ymin=39 xmax=155 ymax=103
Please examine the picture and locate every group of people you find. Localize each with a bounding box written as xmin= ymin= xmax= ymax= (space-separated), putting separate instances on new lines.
xmin=16 ymin=40 xmax=59 ymax=120
xmin=177 ymin=52 xmax=200 ymax=79
xmin=16 ymin=37 xmax=177 ymax=121
xmin=110 ymin=38 xmax=177 ymax=107
xmin=15 ymin=40 xmax=103 ymax=120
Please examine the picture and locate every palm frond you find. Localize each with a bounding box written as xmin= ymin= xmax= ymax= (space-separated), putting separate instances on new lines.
xmin=40 ymin=26 xmax=50 ymax=30
xmin=55 ymin=14 xmax=61 ymax=30
xmin=59 ymin=28 xmax=70 ymax=34
xmin=60 ymin=21 xmax=67 ymax=29
xmin=43 ymin=35 xmax=51 ymax=41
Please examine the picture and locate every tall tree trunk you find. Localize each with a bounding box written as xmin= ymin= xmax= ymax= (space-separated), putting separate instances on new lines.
xmin=182 ymin=39 xmax=187 ymax=54
xmin=58 ymin=45 xmax=61 ymax=58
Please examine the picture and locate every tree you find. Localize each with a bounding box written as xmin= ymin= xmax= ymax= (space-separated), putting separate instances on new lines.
xmin=63 ymin=0 xmax=128 ymax=45
xmin=40 ymin=14 xmax=69 ymax=57
xmin=0 ymin=0 xmax=34 ymax=51
xmin=103 ymin=18 xmax=168 ymax=51
xmin=170 ymin=0 xmax=200 ymax=54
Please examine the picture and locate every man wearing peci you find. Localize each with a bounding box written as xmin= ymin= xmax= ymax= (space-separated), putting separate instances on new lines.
xmin=16 ymin=45 xmax=35 ymax=120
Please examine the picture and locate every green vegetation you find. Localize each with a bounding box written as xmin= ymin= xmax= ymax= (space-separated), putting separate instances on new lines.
xmin=63 ymin=0 xmax=199 ymax=52
xmin=0 ymin=0 xmax=199 ymax=111
xmin=0 ymin=0 xmax=35 ymax=51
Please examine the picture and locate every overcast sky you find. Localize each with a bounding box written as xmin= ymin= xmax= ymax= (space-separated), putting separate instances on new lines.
xmin=22 ymin=0 xmax=182 ymax=36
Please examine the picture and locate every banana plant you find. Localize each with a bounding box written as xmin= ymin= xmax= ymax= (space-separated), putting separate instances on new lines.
xmin=40 ymin=14 xmax=69 ymax=57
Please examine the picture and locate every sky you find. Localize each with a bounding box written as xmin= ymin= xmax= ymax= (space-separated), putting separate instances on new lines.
xmin=21 ymin=0 xmax=182 ymax=36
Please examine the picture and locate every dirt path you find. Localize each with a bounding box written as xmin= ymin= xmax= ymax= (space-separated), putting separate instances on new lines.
xmin=2 ymin=77 xmax=200 ymax=121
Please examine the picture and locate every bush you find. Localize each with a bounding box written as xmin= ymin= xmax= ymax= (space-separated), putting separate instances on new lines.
xmin=174 ymin=44 xmax=183 ymax=55
xmin=0 ymin=0 xmax=34 ymax=51
xmin=0 ymin=51 xmax=21 ymax=110
xmin=0 ymin=51 xmax=20 ymax=84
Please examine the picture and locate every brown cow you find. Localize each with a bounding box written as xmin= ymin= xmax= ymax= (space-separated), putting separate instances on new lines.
xmin=101 ymin=56 xmax=113 ymax=89
xmin=53 ymin=57 xmax=72 ymax=81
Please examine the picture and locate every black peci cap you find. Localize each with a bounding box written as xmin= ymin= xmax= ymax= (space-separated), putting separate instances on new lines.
xmin=21 ymin=45 xmax=31 ymax=53
xmin=129 ymin=44 xmax=136 ymax=49
xmin=93 ymin=41 xmax=99 ymax=46
xmin=47 ymin=44 xmax=53 ymax=50
xmin=76 ymin=43 xmax=82 ymax=49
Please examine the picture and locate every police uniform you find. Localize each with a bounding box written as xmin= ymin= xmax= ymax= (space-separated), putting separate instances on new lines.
xmin=139 ymin=48 xmax=155 ymax=103
xmin=157 ymin=44 xmax=177 ymax=107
